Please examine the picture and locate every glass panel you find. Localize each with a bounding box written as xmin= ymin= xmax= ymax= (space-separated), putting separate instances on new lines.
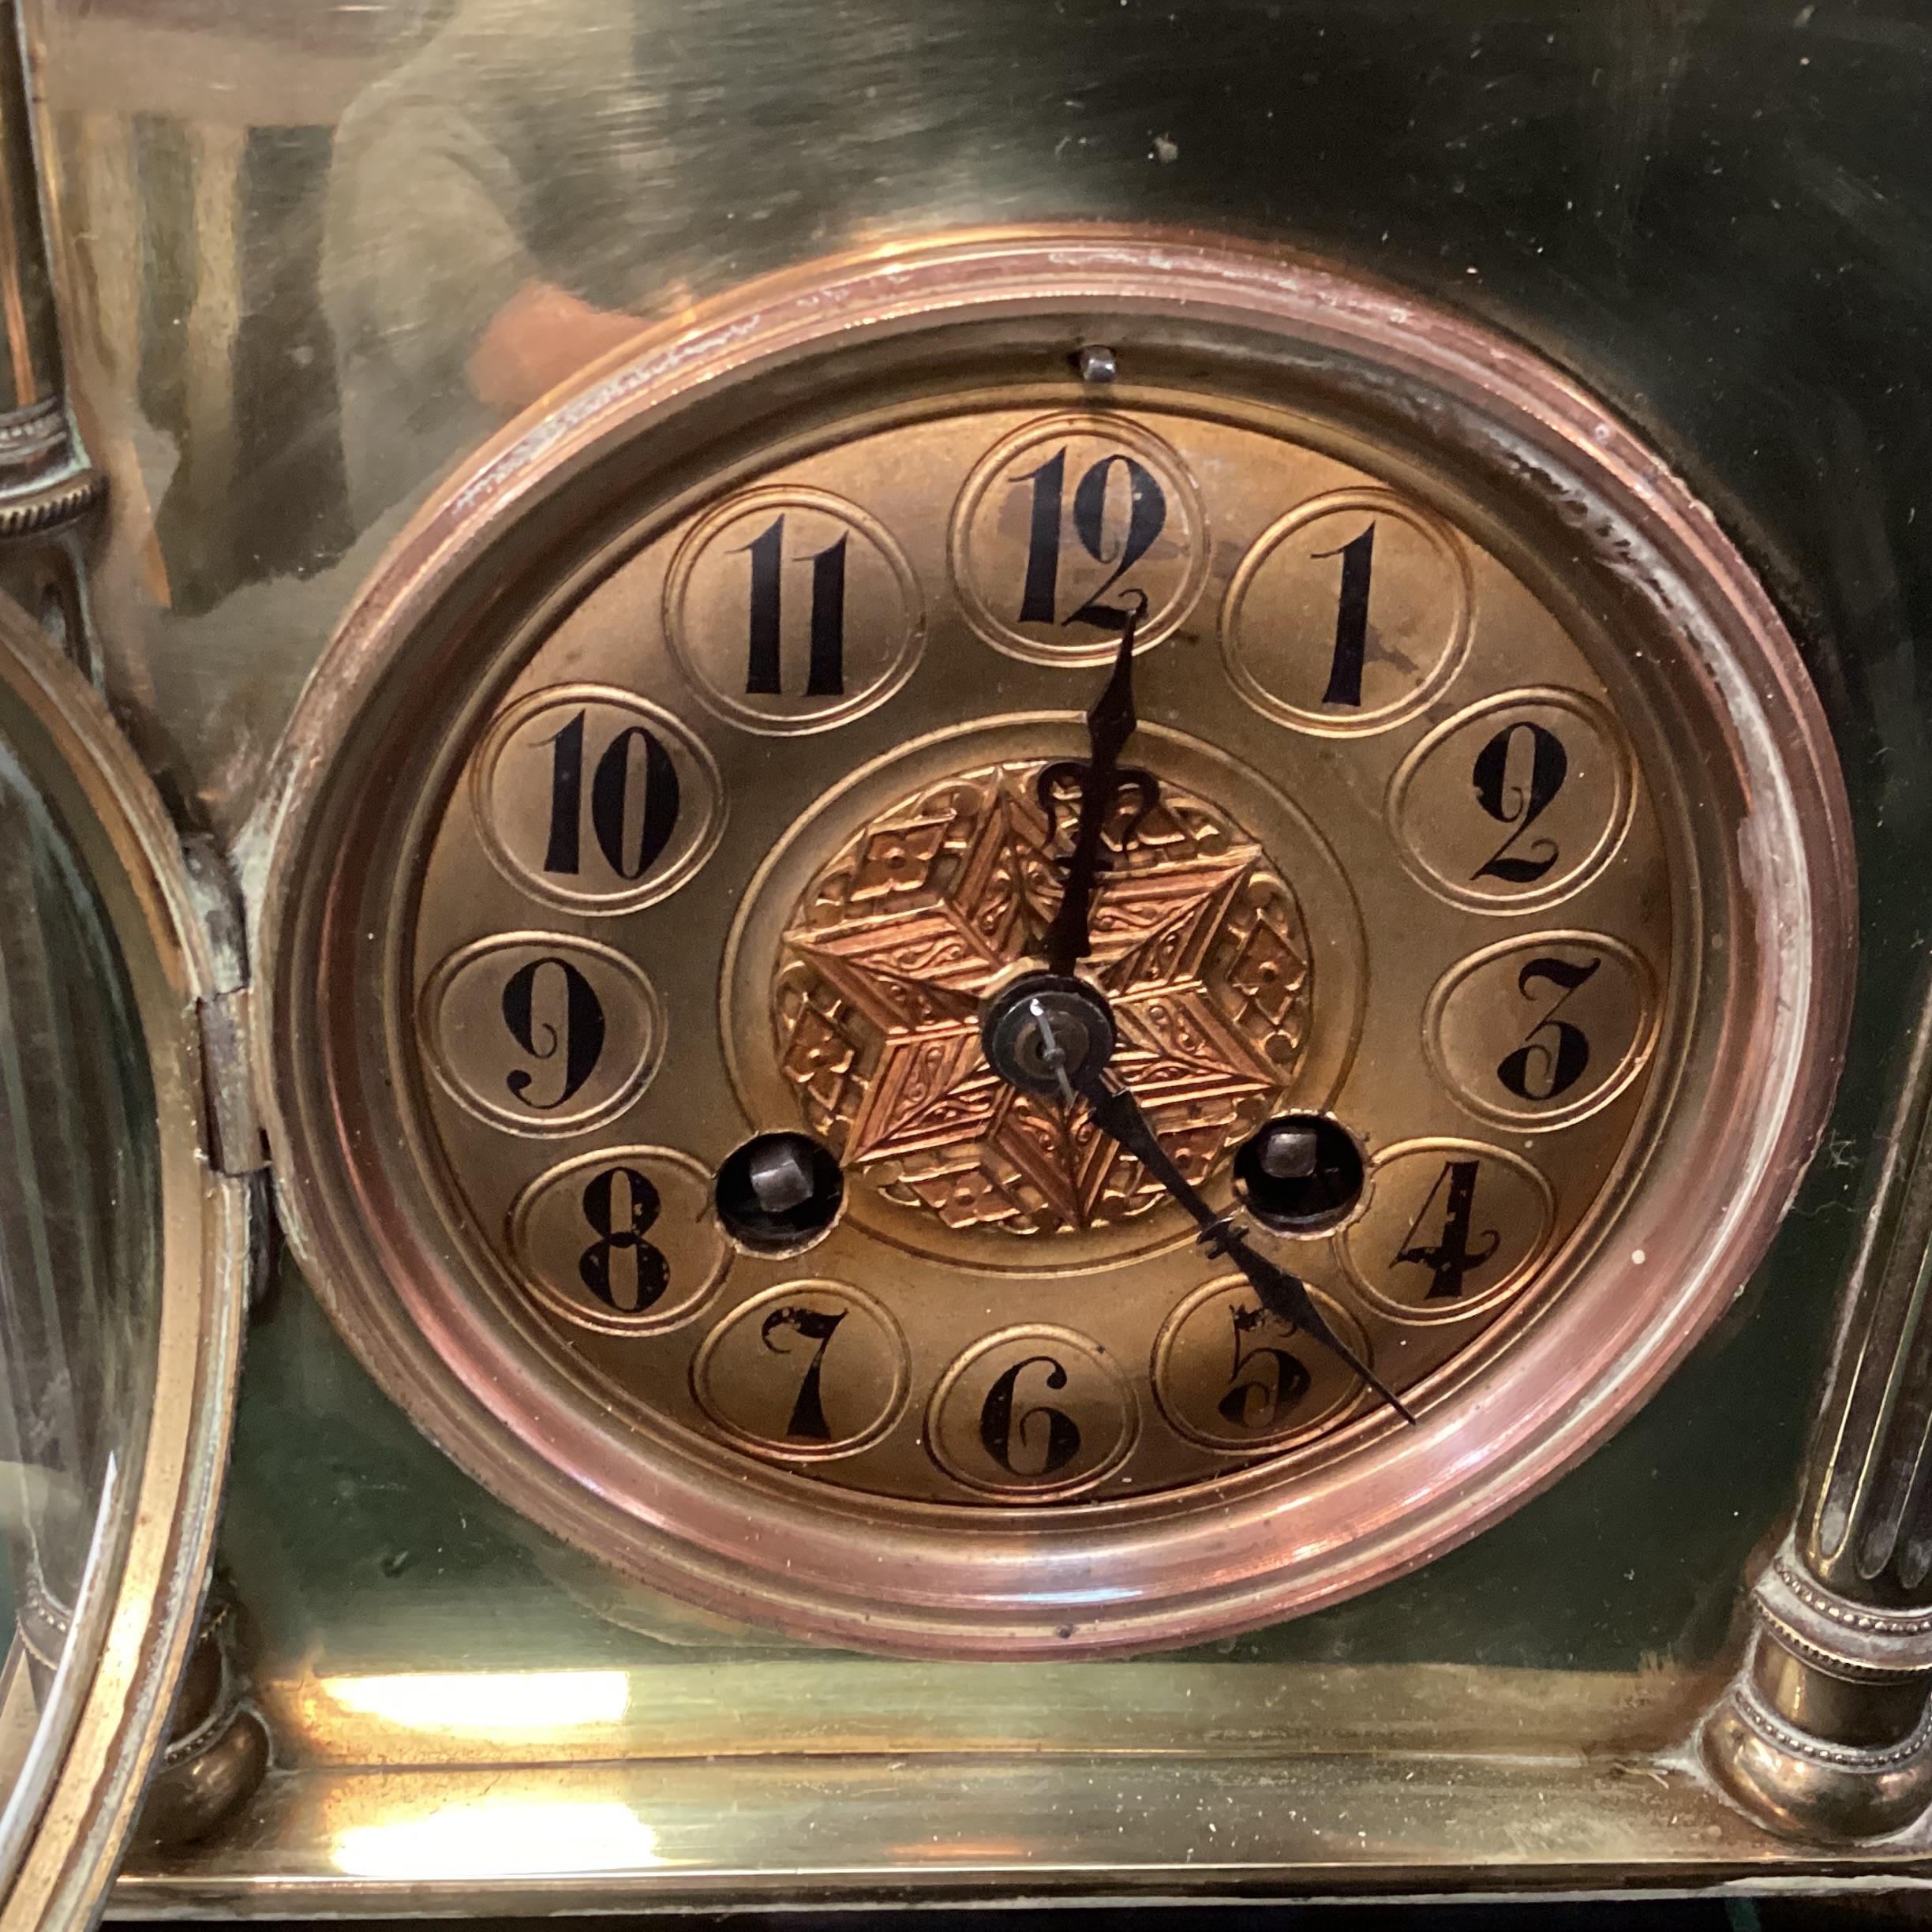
xmin=0 ymin=731 xmax=159 ymax=1883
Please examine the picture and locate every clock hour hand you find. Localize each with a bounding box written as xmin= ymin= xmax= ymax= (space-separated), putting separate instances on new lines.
xmin=1037 ymin=595 xmax=1159 ymax=979
xmin=1068 ymin=1061 xmax=1416 ymax=1425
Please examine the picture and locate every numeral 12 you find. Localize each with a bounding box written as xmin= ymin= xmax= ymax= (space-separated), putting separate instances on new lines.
xmin=1009 ymin=447 xmax=1168 ymax=631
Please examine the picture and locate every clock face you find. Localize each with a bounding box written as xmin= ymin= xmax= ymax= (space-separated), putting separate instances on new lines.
xmin=260 ymin=232 xmax=1851 ymax=1655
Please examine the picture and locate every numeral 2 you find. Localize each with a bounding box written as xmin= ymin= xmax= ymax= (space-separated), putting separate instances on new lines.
xmin=739 ymin=515 xmax=848 ymax=697
xmin=1472 ymin=721 xmax=1567 ymax=883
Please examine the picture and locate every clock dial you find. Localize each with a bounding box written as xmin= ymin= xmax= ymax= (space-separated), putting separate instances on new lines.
xmin=405 ymin=391 xmax=1671 ymax=1506
xmin=262 ymin=233 xmax=1851 ymax=1655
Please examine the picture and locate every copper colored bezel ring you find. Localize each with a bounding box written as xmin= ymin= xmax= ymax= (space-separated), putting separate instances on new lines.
xmin=250 ymin=227 xmax=1854 ymax=1659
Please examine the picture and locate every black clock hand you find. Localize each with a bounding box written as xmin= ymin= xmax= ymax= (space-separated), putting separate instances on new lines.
xmin=1063 ymin=1057 xmax=1415 ymax=1425
xmin=1037 ymin=596 xmax=1159 ymax=979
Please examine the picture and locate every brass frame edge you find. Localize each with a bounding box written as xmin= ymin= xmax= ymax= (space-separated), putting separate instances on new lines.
xmin=110 ymin=1750 xmax=1932 ymax=1915
xmin=0 ymin=591 xmax=251 ymax=1932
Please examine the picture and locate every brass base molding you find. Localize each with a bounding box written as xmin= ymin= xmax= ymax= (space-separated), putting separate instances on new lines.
xmin=132 ymin=1590 xmax=270 ymax=1853
xmin=1707 ymin=1540 xmax=1932 ymax=1841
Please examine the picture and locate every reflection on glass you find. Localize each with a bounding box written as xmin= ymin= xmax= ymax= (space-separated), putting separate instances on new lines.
xmin=0 ymin=735 xmax=159 ymax=1880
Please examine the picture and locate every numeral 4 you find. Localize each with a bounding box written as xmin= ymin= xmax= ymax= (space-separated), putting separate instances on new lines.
xmin=1393 ymin=1159 xmax=1502 ymax=1301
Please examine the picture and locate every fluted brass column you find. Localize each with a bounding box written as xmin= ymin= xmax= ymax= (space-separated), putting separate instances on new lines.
xmin=1706 ymin=966 xmax=1932 ymax=1839
xmin=0 ymin=1 xmax=99 ymax=668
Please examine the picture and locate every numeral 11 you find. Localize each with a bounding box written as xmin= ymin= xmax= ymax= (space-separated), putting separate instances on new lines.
xmin=739 ymin=515 xmax=848 ymax=698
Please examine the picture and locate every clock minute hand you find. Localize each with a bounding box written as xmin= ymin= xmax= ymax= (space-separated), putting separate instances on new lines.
xmin=1038 ymin=597 xmax=1157 ymax=979
xmin=1072 ymin=1065 xmax=1416 ymax=1425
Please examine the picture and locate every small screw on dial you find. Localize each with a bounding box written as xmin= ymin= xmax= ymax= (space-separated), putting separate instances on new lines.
xmin=1234 ymin=1114 xmax=1365 ymax=1234
xmin=716 ymin=1131 xmax=845 ymax=1255
xmin=1075 ymin=344 xmax=1118 ymax=384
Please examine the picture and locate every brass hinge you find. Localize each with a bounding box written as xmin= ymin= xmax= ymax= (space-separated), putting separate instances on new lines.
xmin=195 ymin=983 xmax=267 ymax=1177
xmin=182 ymin=833 xmax=269 ymax=1178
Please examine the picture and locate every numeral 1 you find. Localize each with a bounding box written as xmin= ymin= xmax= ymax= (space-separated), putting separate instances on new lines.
xmin=1393 ymin=1159 xmax=1502 ymax=1301
xmin=1314 ymin=522 xmax=1376 ymax=707
xmin=739 ymin=515 xmax=848 ymax=698
xmin=1016 ymin=449 xmax=1065 ymax=625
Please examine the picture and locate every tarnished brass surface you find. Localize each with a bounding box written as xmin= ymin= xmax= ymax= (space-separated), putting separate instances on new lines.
xmin=114 ymin=1738 xmax=1932 ymax=1914
xmin=13 ymin=0 xmax=1926 ymax=1896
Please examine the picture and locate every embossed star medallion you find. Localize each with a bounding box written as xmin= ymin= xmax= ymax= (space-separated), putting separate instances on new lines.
xmin=773 ymin=761 xmax=1313 ymax=1238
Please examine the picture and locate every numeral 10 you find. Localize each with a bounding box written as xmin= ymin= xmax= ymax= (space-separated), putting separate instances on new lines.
xmin=540 ymin=710 xmax=681 ymax=881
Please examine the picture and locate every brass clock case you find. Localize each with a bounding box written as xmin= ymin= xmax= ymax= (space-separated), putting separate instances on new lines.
xmin=253 ymin=229 xmax=1852 ymax=1657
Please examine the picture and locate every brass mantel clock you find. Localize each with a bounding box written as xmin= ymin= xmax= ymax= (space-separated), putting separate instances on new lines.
xmin=249 ymin=230 xmax=1851 ymax=1658
xmin=9 ymin=0 xmax=1932 ymax=1899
